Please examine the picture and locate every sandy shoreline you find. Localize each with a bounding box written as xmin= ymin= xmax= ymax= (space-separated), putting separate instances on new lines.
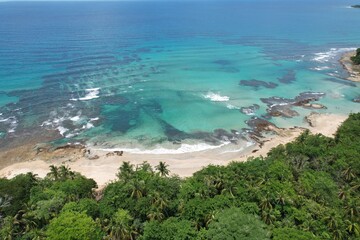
xmin=0 ymin=113 xmax=347 ymax=186
xmin=339 ymin=50 xmax=360 ymax=82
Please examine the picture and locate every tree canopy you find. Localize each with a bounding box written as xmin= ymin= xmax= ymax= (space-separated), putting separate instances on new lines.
xmin=351 ymin=48 xmax=360 ymax=64
xmin=0 ymin=113 xmax=360 ymax=239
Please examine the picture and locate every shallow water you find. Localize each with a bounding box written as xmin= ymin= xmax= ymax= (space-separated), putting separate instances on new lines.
xmin=0 ymin=0 xmax=359 ymax=153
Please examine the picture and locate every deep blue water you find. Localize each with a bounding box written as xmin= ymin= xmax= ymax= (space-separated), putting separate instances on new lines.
xmin=0 ymin=0 xmax=359 ymax=153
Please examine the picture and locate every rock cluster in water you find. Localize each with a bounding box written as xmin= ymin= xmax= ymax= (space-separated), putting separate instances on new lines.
xmin=240 ymin=104 xmax=260 ymax=115
xmin=260 ymin=92 xmax=326 ymax=118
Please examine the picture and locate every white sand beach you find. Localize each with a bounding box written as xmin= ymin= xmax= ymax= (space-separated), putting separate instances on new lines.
xmin=0 ymin=113 xmax=348 ymax=187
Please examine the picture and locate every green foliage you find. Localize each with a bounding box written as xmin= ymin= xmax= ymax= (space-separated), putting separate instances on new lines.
xmin=1 ymin=113 xmax=360 ymax=239
xmin=46 ymin=211 xmax=104 ymax=240
xmin=272 ymin=227 xmax=319 ymax=240
xmin=107 ymin=209 xmax=137 ymax=240
xmin=50 ymin=176 xmax=97 ymax=201
xmin=351 ymin=48 xmax=360 ymax=64
xmin=298 ymin=170 xmax=338 ymax=205
xmin=99 ymin=163 xmax=180 ymax=221
xmin=0 ymin=173 xmax=37 ymax=216
xmin=61 ymin=198 xmax=99 ymax=219
xmin=202 ymin=207 xmax=269 ymax=240
xmin=141 ymin=217 xmax=197 ymax=240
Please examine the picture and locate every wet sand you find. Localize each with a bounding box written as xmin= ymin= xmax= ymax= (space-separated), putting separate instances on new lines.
xmin=0 ymin=113 xmax=347 ymax=187
xmin=339 ymin=51 xmax=360 ymax=82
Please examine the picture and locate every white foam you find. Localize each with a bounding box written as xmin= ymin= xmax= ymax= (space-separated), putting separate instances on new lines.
xmin=70 ymin=116 xmax=81 ymax=122
xmin=241 ymin=109 xmax=256 ymax=115
xmin=0 ymin=117 xmax=17 ymax=133
xmin=90 ymin=117 xmax=99 ymax=121
xmin=312 ymin=66 xmax=330 ymax=71
xmin=226 ymin=104 xmax=240 ymax=110
xmin=99 ymin=142 xmax=231 ymax=155
xmin=0 ymin=118 xmax=9 ymax=123
xmin=203 ymin=92 xmax=230 ymax=102
xmin=71 ymin=88 xmax=100 ymax=101
xmin=57 ymin=126 xmax=68 ymax=136
xmin=221 ymin=141 xmax=255 ymax=153
xmin=85 ymin=123 xmax=94 ymax=129
xmin=312 ymin=47 xmax=356 ymax=63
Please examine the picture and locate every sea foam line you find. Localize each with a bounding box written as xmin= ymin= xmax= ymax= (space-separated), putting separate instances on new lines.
xmin=98 ymin=142 xmax=232 ymax=155
xmin=71 ymin=88 xmax=100 ymax=101
xmin=312 ymin=47 xmax=356 ymax=63
xmin=203 ymin=92 xmax=230 ymax=102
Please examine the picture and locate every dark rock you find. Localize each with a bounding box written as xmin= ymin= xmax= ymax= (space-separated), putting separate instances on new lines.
xmin=353 ymin=97 xmax=360 ymax=103
xmin=240 ymin=104 xmax=260 ymax=115
xmin=261 ymin=91 xmax=325 ymax=118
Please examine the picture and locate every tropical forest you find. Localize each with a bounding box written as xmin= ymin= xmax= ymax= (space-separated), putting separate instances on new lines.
xmin=0 ymin=113 xmax=359 ymax=240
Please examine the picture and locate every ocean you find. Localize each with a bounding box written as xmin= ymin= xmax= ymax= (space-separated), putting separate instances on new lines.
xmin=0 ymin=0 xmax=359 ymax=154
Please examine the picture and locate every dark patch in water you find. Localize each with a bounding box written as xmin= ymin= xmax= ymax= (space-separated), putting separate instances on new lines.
xmin=220 ymin=67 xmax=240 ymax=73
xmin=220 ymin=37 xmax=314 ymax=61
xmin=278 ymin=70 xmax=296 ymax=84
xmin=323 ymin=78 xmax=357 ymax=87
xmin=143 ymin=100 xmax=163 ymax=114
xmin=213 ymin=60 xmax=232 ymax=66
xmin=157 ymin=119 xmax=190 ymax=142
xmin=105 ymin=107 xmax=139 ymax=133
xmin=135 ymin=47 xmax=152 ymax=53
xmin=239 ymin=79 xmax=278 ymax=90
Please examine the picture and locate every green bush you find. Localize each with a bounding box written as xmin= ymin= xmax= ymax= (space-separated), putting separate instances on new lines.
xmin=351 ymin=48 xmax=360 ymax=64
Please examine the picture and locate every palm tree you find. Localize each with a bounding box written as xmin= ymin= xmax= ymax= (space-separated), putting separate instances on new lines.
xmin=0 ymin=216 xmax=15 ymax=240
xmin=47 ymin=165 xmax=59 ymax=180
xmin=338 ymin=187 xmax=349 ymax=201
xmin=291 ymin=154 xmax=309 ymax=171
xmin=332 ymin=228 xmax=346 ymax=240
xmin=345 ymin=220 xmax=360 ymax=237
xmin=344 ymin=199 xmax=359 ymax=220
xmin=150 ymin=192 xmax=168 ymax=211
xmin=323 ymin=213 xmax=339 ymax=232
xmin=259 ymin=195 xmax=273 ymax=212
xmin=59 ymin=165 xmax=74 ymax=180
xmin=0 ymin=195 xmax=11 ymax=210
xmin=26 ymin=172 xmax=38 ymax=183
xmin=129 ymin=179 xmax=145 ymax=199
xmin=342 ymin=167 xmax=355 ymax=182
xmin=261 ymin=209 xmax=276 ymax=225
xmin=147 ymin=208 xmax=165 ymax=221
xmin=137 ymin=161 xmax=153 ymax=173
xmin=204 ymin=210 xmax=217 ymax=228
xmin=0 ymin=194 xmax=12 ymax=221
xmin=301 ymin=218 xmax=316 ymax=232
xmin=221 ymin=182 xmax=238 ymax=198
xmin=117 ymin=161 xmax=134 ymax=181
xmin=108 ymin=209 xmax=136 ymax=240
xmin=155 ymin=161 xmax=170 ymax=177
xmin=13 ymin=209 xmax=38 ymax=234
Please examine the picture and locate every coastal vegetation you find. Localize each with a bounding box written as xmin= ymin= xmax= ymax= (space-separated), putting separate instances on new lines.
xmin=351 ymin=48 xmax=360 ymax=65
xmin=0 ymin=113 xmax=360 ymax=239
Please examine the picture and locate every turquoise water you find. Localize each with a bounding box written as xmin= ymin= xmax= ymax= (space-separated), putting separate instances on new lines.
xmin=0 ymin=1 xmax=359 ymax=152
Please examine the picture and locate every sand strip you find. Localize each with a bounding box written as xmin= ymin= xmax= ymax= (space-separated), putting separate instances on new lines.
xmin=0 ymin=113 xmax=347 ymax=187
xmin=339 ymin=50 xmax=360 ymax=82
